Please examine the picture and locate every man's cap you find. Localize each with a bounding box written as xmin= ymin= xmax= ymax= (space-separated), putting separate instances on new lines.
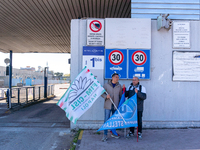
xmin=133 ymin=76 xmax=139 ymax=80
xmin=112 ymin=73 xmax=119 ymax=77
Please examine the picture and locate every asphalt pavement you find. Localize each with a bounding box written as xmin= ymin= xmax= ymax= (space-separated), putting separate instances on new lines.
xmin=0 ymin=84 xmax=73 ymax=150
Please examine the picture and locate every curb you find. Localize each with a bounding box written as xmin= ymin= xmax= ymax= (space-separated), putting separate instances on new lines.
xmin=75 ymin=130 xmax=84 ymax=150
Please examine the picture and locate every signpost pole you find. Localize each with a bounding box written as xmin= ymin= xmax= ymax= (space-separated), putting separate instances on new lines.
xmin=44 ymin=67 xmax=48 ymax=98
xmin=9 ymin=50 xmax=12 ymax=108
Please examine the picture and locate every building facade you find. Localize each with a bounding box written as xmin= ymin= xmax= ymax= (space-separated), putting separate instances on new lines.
xmin=70 ymin=1 xmax=200 ymax=129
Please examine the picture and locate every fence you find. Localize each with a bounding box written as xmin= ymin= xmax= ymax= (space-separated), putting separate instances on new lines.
xmin=8 ymin=85 xmax=54 ymax=108
xmin=0 ymin=76 xmax=70 ymax=87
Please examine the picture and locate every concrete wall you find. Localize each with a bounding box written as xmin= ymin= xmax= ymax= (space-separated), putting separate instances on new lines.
xmin=142 ymin=20 xmax=200 ymax=128
xmin=70 ymin=20 xmax=105 ymax=129
xmin=71 ymin=19 xmax=200 ymax=129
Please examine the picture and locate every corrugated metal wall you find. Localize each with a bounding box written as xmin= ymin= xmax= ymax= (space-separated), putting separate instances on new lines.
xmin=131 ymin=0 xmax=200 ymax=20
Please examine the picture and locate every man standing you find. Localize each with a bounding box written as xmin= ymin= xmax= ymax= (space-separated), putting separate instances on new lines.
xmin=123 ymin=76 xmax=147 ymax=139
xmin=101 ymin=73 xmax=122 ymax=142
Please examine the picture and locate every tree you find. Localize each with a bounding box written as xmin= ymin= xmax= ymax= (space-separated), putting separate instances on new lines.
xmin=63 ymin=74 xmax=70 ymax=77
xmin=54 ymin=72 xmax=63 ymax=80
xmin=54 ymin=72 xmax=63 ymax=77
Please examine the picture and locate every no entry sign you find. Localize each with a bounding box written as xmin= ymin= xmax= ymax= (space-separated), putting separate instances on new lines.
xmin=129 ymin=49 xmax=150 ymax=79
xmin=89 ymin=20 xmax=102 ymax=32
xmin=87 ymin=19 xmax=104 ymax=46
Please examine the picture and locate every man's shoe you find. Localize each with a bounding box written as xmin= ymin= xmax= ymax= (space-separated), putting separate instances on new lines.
xmin=138 ymin=132 xmax=142 ymax=139
xmin=101 ymin=135 xmax=108 ymax=142
xmin=126 ymin=131 xmax=134 ymax=138
xmin=111 ymin=133 xmax=120 ymax=139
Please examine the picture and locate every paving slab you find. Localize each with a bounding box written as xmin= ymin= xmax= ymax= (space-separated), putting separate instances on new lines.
xmin=77 ymin=129 xmax=200 ymax=150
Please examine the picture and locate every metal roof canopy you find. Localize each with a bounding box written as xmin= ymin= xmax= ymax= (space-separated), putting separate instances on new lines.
xmin=0 ymin=0 xmax=131 ymax=53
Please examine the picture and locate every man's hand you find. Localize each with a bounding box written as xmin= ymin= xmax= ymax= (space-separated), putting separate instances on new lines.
xmin=135 ymin=88 xmax=138 ymax=93
xmin=106 ymin=94 xmax=111 ymax=99
xmin=122 ymin=84 xmax=125 ymax=89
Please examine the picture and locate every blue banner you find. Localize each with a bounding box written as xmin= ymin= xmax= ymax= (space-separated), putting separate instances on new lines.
xmin=111 ymin=90 xmax=126 ymax=135
xmin=118 ymin=91 xmax=125 ymax=109
xmin=97 ymin=94 xmax=138 ymax=132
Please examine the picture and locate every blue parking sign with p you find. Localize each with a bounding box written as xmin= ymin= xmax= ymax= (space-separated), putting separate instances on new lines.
xmin=105 ymin=49 xmax=127 ymax=79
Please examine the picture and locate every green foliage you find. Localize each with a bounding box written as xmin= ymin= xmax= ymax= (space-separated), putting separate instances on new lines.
xmin=70 ymin=129 xmax=82 ymax=150
xmin=95 ymin=132 xmax=101 ymax=135
xmin=54 ymin=72 xmax=63 ymax=77
xmin=63 ymin=74 xmax=70 ymax=77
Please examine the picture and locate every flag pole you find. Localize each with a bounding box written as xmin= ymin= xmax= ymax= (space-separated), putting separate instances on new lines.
xmin=137 ymin=127 xmax=138 ymax=142
xmin=124 ymin=128 xmax=126 ymax=138
xmin=105 ymin=91 xmax=126 ymax=124
xmin=122 ymin=87 xmax=126 ymax=137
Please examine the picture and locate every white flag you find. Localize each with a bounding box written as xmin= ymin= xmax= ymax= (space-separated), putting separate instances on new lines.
xmin=57 ymin=66 xmax=105 ymax=124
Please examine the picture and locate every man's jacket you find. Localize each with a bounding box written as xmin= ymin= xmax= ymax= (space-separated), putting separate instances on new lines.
xmin=125 ymin=83 xmax=147 ymax=111
xmin=101 ymin=80 xmax=122 ymax=110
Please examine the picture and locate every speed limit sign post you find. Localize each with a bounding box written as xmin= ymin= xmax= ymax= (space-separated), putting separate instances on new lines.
xmin=128 ymin=49 xmax=150 ymax=79
xmin=105 ymin=49 xmax=127 ymax=79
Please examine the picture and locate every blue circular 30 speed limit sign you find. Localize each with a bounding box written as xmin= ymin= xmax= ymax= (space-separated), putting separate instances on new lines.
xmin=105 ymin=49 xmax=127 ymax=79
xmin=129 ymin=49 xmax=150 ymax=79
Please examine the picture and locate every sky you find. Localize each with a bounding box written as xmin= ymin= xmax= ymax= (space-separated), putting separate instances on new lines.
xmin=0 ymin=52 xmax=71 ymax=75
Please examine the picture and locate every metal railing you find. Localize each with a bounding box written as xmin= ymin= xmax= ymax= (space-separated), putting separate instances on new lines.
xmin=8 ymin=85 xmax=54 ymax=108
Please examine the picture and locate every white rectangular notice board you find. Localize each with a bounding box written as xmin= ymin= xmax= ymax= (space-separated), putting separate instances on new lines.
xmin=105 ymin=18 xmax=151 ymax=49
xmin=173 ymin=22 xmax=190 ymax=49
xmin=173 ymin=51 xmax=200 ymax=81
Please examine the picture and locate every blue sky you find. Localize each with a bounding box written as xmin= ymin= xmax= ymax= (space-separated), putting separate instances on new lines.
xmin=0 ymin=52 xmax=71 ymax=74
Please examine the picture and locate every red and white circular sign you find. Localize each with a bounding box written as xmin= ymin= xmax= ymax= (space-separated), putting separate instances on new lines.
xmin=109 ymin=50 xmax=124 ymax=65
xmin=132 ymin=50 xmax=147 ymax=65
xmin=89 ymin=20 xmax=102 ymax=32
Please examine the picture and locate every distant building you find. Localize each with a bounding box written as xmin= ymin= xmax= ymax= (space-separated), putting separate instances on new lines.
xmin=20 ymin=66 xmax=35 ymax=71
xmin=0 ymin=66 xmax=53 ymax=80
